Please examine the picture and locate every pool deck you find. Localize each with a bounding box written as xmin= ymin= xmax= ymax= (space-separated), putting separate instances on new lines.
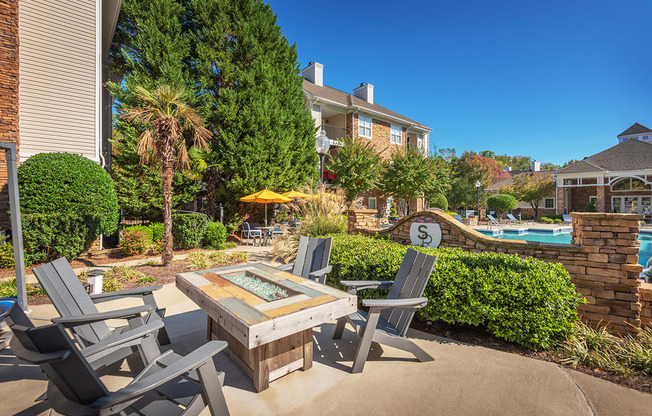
xmin=473 ymin=223 xmax=573 ymax=234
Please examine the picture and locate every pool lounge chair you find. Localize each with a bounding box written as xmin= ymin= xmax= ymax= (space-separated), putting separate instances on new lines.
xmin=563 ymin=214 xmax=572 ymax=224
xmin=507 ymin=213 xmax=535 ymax=225
xmin=486 ymin=214 xmax=501 ymax=227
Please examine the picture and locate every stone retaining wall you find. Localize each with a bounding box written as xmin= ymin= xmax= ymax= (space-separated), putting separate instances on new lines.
xmin=347 ymin=209 xmax=644 ymax=334
xmin=640 ymin=284 xmax=652 ymax=328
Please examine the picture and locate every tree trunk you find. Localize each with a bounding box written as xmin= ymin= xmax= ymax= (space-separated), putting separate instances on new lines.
xmin=162 ymin=163 xmax=174 ymax=265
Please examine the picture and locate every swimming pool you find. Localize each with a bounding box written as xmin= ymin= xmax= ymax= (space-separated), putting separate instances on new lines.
xmin=476 ymin=229 xmax=652 ymax=267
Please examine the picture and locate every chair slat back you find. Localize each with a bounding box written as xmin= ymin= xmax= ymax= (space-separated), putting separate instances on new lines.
xmin=242 ymin=222 xmax=251 ymax=232
xmin=33 ymin=257 xmax=110 ymax=346
xmin=292 ymin=236 xmax=332 ymax=279
xmin=10 ymin=323 xmax=108 ymax=405
xmin=382 ymin=248 xmax=437 ymax=336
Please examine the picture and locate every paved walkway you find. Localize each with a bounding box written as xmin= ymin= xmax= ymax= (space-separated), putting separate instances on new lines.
xmin=2 ymin=272 xmax=652 ymax=414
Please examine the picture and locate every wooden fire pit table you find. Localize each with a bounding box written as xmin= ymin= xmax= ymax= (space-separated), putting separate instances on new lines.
xmin=176 ymin=263 xmax=356 ymax=391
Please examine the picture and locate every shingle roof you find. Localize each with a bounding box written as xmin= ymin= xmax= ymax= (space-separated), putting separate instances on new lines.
xmin=618 ymin=123 xmax=652 ymax=137
xmin=303 ymin=80 xmax=430 ymax=131
xmin=556 ymin=139 xmax=652 ymax=175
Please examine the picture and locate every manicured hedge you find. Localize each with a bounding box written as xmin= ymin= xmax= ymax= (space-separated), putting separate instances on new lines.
xmin=172 ymin=213 xmax=208 ymax=249
xmin=17 ymin=153 xmax=119 ymax=235
xmin=328 ymin=234 xmax=582 ymax=350
xmin=22 ymin=212 xmax=101 ymax=263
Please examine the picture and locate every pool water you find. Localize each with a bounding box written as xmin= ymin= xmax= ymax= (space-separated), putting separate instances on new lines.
xmin=477 ymin=229 xmax=652 ymax=267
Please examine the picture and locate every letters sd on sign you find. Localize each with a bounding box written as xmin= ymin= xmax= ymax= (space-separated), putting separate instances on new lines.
xmin=409 ymin=216 xmax=442 ymax=248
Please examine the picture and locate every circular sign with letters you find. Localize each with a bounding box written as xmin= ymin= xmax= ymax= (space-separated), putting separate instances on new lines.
xmin=409 ymin=216 xmax=442 ymax=248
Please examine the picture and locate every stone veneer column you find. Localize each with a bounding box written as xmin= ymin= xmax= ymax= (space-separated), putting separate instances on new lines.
xmin=347 ymin=209 xmax=377 ymax=234
xmin=571 ymin=212 xmax=643 ymax=333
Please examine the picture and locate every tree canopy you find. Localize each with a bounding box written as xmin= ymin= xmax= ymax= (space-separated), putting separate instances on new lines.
xmin=328 ymin=137 xmax=382 ymax=204
xmin=501 ymin=172 xmax=555 ymax=218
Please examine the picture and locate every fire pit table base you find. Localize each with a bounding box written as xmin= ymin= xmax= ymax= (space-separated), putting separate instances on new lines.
xmin=208 ymin=316 xmax=313 ymax=392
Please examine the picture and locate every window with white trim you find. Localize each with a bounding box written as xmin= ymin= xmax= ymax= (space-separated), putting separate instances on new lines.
xmin=390 ymin=124 xmax=402 ymax=145
xmin=368 ymin=197 xmax=377 ymax=210
xmin=417 ymin=133 xmax=425 ymax=149
xmin=544 ymin=197 xmax=555 ymax=209
xmin=358 ymin=114 xmax=372 ymax=138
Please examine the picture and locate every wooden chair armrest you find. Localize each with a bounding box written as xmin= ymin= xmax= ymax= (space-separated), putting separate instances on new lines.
xmin=90 ymin=286 xmax=163 ymax=303
xmin=340 ymin=280 xmax=394 ymax=294
xmin=92 ymin=341 xmax=228 ymax=410
xmin=51 ymin=305 xmax=154 ymax=327
xmin=363 ymin=297 xmax=428 ymax=311
xmin=81 ymin=320 xmax=164 ymax=359
xmin=277 ymin=263 xmax=295 ymax=272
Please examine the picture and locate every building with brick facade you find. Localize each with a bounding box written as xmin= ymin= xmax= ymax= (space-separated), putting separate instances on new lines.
xmin=0 ymin=0 xmax=121 ymax=227
xmin=301 ymin=62 xmax=432 ymax=216
xmin=555 ymin=138 xmax=652 ymax=216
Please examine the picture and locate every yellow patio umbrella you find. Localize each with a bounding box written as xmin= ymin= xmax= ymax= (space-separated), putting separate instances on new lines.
xmin=281 ymin=190 xmax=311 ymax=199
xmin=240 ymin=190 xmax=292 ymax=226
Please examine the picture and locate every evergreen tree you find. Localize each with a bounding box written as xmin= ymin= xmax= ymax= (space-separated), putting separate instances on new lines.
xmin=110 ymin=0 xmax=202 ymax=220
xmin=192 ymin=0 xmax=317 ymax=217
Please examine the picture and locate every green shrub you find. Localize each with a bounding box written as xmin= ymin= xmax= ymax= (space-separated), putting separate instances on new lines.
xmin=120 ymin=229 xmax=152 ymax=256
xmin=203 ymin=222 xmax=228 ymax=249
xmin=18 ymin=153 xmax=119 ymax=235
xmin=540 ymin=217 xmax=554 ymax=224
xmin=219 ymin=241 xmax=237 ymax=250
xmin=124 ymin=225 xmax=153 ymax=240
xmin=187 ymin=251 xmax=211 ymax=270
xmin=22 ymin=212 xmax=102 ymax=263
xmin=327 ymin=234 xmax=582 ymax=350
xmin=430 ymin=194 xmax=448 ymax=211
xmin=172 ymin=213 xmax=208 ymax=249
xmin=542 ymin=214 xmax=563 ymax=221
xmin=149 ymin=222 xmax=164 ymax=242
xmin=554 ymin=219 xmax=562 ymax=224
xmin=486 ymin=194 xmax=518 ymax=219
xmin=0 ymin=243 xmax=31 ymax=269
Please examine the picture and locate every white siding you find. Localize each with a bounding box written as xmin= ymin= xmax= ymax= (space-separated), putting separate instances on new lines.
xmin=19 ymin=0 xmax=97 ymax=160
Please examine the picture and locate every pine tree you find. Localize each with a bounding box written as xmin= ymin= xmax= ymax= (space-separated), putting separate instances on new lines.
xmin=192 ymin=0 xmax=317 ymax=216
xmin=110 ymin=0 xmax=201 ymax=220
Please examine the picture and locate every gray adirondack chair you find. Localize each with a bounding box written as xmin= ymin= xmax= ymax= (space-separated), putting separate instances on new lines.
xmin=33 ymin=257 xmax=170 ymax=369
xmin=7 ymin=311 xmax=230 ymax=415
xmin=277 ymin=236 xmax=332 ymax=284
xmin=4 ymin=300 xmax=163 ymax=372
xmin=333 ymin=248 xmax=436 ymax=373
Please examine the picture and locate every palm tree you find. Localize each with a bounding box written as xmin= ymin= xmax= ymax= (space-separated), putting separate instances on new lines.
xmin=121 ymin=84 xmax=211 ymax=265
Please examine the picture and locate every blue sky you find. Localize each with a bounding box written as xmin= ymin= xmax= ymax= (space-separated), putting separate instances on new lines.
xmin=269 ymin=0 xmax=652 ymax=165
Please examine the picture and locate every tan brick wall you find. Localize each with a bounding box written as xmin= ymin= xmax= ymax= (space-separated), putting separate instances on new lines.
xmin=352 ymin=113 xmax=403 ymax=159
xmin=0 ymin=0 xmax=19 ymax=228
xmin=349 ymin=209 xmax=644 ymax=334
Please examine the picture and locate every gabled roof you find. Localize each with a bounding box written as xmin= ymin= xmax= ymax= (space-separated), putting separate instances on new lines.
xmin=556 ymin=139 xmax=652 ymax=175
xmin=303 ymin=80 xmax=430 ymax=131
xmin=618 ymin=123 xmax=652 ymax=137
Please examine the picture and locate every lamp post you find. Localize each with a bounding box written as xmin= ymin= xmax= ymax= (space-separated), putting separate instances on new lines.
xmin=315 ymin=130 xmax=330 ymax=189
xmin=475 ymin=180 xmax=482 ymax=218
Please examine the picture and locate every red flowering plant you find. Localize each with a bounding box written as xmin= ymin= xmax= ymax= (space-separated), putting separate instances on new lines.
xmin=322 ymin=169 xmax=337 ymax=183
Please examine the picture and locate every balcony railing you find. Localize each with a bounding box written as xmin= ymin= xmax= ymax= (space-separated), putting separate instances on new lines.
xmin=322 ymin=124 xmax=346 ymax=141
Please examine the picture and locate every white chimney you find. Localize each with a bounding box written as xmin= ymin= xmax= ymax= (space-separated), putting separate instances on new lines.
xmin=353 ymin=82 xmax=374 ymax=104
xmin=531 ymin=160 xmax=540 ymax=171
xmin=301 ymin=62 xmax=323 ymax=86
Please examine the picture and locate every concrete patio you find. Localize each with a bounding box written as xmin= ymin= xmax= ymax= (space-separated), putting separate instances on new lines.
xmin=2 ymin=282 xmax=652 ymax=415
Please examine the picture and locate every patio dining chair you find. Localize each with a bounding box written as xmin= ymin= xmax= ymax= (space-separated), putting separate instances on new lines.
xmin=6 ymin=305 xmax=230 ymax=416
xmin=240 ymin=222 xmax=261 ymax=246
xmin=333 ymin=248 xmax=436 ymax=373
xmin=277 ymin=236 xmax=332 ymax=284
xmin=32 ymin=257 xmax=170 ymax=370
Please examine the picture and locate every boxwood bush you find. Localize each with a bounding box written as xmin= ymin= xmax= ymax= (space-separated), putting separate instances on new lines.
xmin=18 ymin=153 xmax=119 ymax=235
xmin=328 ymin=234 xmax=582 ymax=350
xmin=22 ymin=212 xmax=101 ymax=263
xmin=172 ymin=213 xmax=208 ymax=249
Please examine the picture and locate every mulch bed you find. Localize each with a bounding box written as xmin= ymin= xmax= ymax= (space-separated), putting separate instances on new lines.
xmin=412 ymin=319 xmax=652 ymax=394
